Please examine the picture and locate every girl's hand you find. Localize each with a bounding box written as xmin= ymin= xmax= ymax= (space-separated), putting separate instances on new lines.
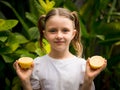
xmin=13 ymin=60 xmax=34 ymax=81
xmin=84 ymin=58 xmax=107 ymax=82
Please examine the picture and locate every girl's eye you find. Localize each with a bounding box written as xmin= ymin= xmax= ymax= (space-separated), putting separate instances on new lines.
xmin=48 ymin=29 xmax=56 ymax=33
xmin=63 ymin=29 xmax=69 ymax=33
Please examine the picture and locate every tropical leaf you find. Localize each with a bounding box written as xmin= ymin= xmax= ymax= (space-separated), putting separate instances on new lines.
xmin=0 ymin=46 xmax=12 ymax=54
xmin=25 ymin=12 xmax=38 ymax=25
xmin=5 ymin=77 xmax=10 ymax=89
xmin=15 ymin=49 xmax=36 ymax=59
xmin=13 ymin=33 xmax=29 ymax=44
xmin=99 ymin=37 xmax=120 ymax=45
xmin=28 ymin=27 xmax=39 ymax=40
xmin=79 ymin=0 xmax=94 ymax=22
xmin=1 ymin=1 xmax=30 ymax=39
xmin=94 ymin=22 xmax=120 ymax=36
xmin=80 ymin=19 xmax=89 ymax=38
xmin=0 ymin=36 xmax=7 ymax=42
xmin=6 ymin=32 xmax=28 ymax=44
xmin=63 ymin=0 xmax=78 ymax=11
xmin=12 ymin=77 xmax=21 ymax=90
xmin=38 ymin=0 xmax=55 ymax=14
xmin=25 ymin=42 xmax=36 ymax=52
xmin=33 ymin=0 xmax=45 ymax=14
xmin=35 ymin=41 xmax=46 ymax=56
xmin=2 ymin=54 xmax=18 ymax=63
xmin=0 ymin=19 xmax=18 ymax=31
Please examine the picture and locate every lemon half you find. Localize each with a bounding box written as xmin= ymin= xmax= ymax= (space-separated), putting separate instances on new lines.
xmin=18 ymin=57 xmax=33 ymax=69
xmin=89 ymin=56 xmax=105 ymax=69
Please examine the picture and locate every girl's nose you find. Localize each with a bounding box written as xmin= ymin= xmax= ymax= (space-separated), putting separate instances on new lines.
xmin=56 ymin=31 xmax=63 ymax=39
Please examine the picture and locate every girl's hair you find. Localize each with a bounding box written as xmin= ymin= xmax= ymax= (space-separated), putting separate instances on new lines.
xmin=38 ymin=8 xmax=83 ymax=57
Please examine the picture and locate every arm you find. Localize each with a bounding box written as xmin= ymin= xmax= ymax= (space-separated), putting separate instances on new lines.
xmin=80 ymin=80 xmax=94 ymax=90
xmin=81 ymin=58 xmax=107 ymax=90
xmin=21 ymin=79 xmax=33 ymax=90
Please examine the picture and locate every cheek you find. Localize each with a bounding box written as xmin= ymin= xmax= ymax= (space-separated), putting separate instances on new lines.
xmin=45 ymin=34 xmax=53 ymax=42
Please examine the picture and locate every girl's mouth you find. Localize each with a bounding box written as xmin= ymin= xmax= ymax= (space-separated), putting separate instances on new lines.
xmin=54 ymin=41 xmax=64 ymax=44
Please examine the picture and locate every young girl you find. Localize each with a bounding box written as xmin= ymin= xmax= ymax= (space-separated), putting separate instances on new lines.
xmin=13 ymin=8 xmax=107 ymax=90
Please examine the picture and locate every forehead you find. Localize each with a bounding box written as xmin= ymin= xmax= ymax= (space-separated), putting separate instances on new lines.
xmin=46 ymin=16 xmax=74 ymax=26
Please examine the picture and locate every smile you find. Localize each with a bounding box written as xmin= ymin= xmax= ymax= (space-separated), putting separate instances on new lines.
xmin=54 ymin=41 xmax=65 ymax=43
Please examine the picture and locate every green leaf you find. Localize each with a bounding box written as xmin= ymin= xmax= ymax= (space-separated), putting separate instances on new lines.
xmin=25 ymin=42 xmax=36 ymax=52
xmin=34 ymin=0 xmax=45 ymax=14
xmin=96 ymin=35 xmax=105 ymax=40
xmin=80 ymin=19 xmax=89 ymax=38
xmin=1 ymin=1 xmax=30 ymax=39
xmin=38 ymin=0 xmax=55 ymax=14
xmin=43 ymin=39 xmax=51 ymax=54
xmin=14 ymin=33 xmax=29 ymax=44
xmin=35 ymin=47 xmax=46 ymax=56
xmin=15 ymin=49 xmax=36 ymax=59
xmin=8 ymin=43 xmax=19 ymax=52
xmin=2 ymin=54 xmax=15 ymax=63
xmin=99 ymin=37 xmax=120 ymax=45
xmin=63 ymin=0 xmax=78 ymax=11
xmin=0 ymin=19 xmax=18 ymax=31
xmin=94 ymin=22 xmax=120 ymax=35
xmin=0 ymin=19 xmax=5 ymax=26
xmin=6 ymin=33 xmax=28 ymax=52
xmin=7 ymin=33 xmax=28 ymax=45
xmin=35 ymin=41 xmax=46 ymax=56
xmin=0 ymin=46 xmax=12 ymax=54
xmin=0 ymin=36 xmax=7 ymax=42
xmin=5 ymin=77 xmax=11 ymax=89
xmin=79 ymin=0 xmax=94 ymax=22
xmin=114 ymin=41 xmax=120 ymax=46
xmin=0 ymin=31 xmax=9 ymax=42
xmin=28 ymin=27 xmax=39 ymax=40
xmin=12 ymin=77 xmax=21 ymax=90
xmin=25 ymin=12 xmax=38 ymax=25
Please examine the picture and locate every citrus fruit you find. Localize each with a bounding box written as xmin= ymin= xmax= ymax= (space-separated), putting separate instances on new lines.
xmin=18 ymin=57 xmax=33 ymax=69
xmin=89 ymin=56 xmax=105 ymax=69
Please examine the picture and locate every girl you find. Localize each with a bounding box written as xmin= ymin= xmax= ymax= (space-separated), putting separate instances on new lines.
xmin=13 ymin=8 xmax=107 ymax=90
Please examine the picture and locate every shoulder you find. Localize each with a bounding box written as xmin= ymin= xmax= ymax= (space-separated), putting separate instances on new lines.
xmin=33 ymin=54 xmax=48 ymax=63
xmin=74 ymin=56 xmax=87 ymax=71
xmin=33 ymin=55 xmax=50 ymax=68
xmin=74 ymin=56 xmax=86 ymax=64
xmin=32 ymin=55 xmax=50 ymax=72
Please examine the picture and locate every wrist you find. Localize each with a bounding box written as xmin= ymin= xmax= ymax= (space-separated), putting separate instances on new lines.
xmin=20 ymin=79 xmax=32 ymax=90
xmin=81 ymin=81 xmax=92 ymax=90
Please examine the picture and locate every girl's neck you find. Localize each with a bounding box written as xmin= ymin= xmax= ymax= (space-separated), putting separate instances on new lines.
xmin=48 ymin=50 xmax=74 ymax=60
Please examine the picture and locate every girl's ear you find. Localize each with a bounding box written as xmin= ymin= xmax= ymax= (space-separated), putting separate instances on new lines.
xmin=43 ymin=30 xmax=46 ymax=38
xmin=72 ymin=29 xmax=77 ymax=39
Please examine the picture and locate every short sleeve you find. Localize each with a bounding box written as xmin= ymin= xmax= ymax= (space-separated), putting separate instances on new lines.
xmin=30 ymin=75 xmax=40 ymax=89
xmin=30 ymin=59 xmax=41 ymax=89
xmin=79 ymin=81 xmax=95 ymax=90
xmin=91 ymin=82 xmax=95 ymax=90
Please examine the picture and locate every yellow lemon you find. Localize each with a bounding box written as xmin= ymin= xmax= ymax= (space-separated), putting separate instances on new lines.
xmin=18 ymin=57 xmax=33 ymax=69
xmin=89 ymin=56 xmax=105 ymax=69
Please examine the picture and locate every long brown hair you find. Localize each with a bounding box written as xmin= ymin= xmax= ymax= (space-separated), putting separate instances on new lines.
xmin=38 ymin=8 xmax=83 ymax=57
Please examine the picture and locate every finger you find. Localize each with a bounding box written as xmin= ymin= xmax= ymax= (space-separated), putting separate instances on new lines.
xmin=86 ymin=58 xmax=91 ymax=69
xmin=29 ymin=62 xmax=34 ymax=71
xmin=13 ymin=60 xmax=18 ymax=70
xmin=100 ymin=59 xmax=107 ymax=70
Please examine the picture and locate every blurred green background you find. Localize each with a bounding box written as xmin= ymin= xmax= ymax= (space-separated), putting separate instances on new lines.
xmin=0 ymin=0 xmax=120 ymax=90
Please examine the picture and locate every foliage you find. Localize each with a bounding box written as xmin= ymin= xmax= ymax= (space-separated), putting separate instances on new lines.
xmin=79 ymin=0 xmax=120 ymax=89
xmin=0 ymin=0 xmax=120 ymax=90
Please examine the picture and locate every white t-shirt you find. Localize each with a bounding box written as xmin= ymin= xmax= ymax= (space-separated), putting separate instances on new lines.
xmin=30 ymin=55 xmax=95 ymax=90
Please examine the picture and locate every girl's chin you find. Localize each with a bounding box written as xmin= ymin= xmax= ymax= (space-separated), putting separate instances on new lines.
xmin=52 ymin=47 xmax=67 ymax=52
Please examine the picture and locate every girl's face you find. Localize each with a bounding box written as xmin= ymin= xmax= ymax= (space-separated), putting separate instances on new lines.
xmin=44 ymin=16 xmax=76 ymax=52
